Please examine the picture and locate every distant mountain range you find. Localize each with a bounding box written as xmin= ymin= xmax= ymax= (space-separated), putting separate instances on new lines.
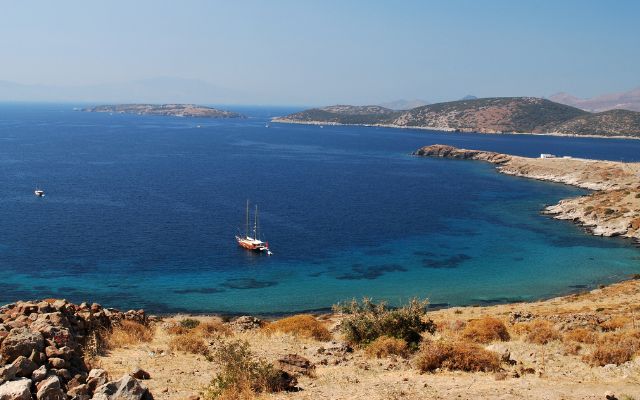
xmin=377 ymin=99 xmax=430 ymax=110
xmin=0 ymin=77 xmax=243 ymax=104
xmin=273 ymin=97 xmax=640 ymax=138
xmin=550 ymin=87 xmax=640 ymax=112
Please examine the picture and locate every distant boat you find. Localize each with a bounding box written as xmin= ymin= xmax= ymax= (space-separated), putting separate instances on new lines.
xmin=34 ymin=187 xmax=45 ymax=197
xmin=319 ymin=125 xmax=324 ymax=129
xmin=235 ymin=200 xmax=272 ymax=255
xmin=265 ymin=123 xmax=270 ymax=128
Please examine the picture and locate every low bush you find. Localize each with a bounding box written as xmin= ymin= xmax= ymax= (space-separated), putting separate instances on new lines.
xmin=584 ymin=331 xmax=640 ymax=366
xmin=461 ymin=316 xmax=510 ymax=343
xmin=106 ymin=320 xmax=154 ymax=349
xmin=333 ymin=298 xmax=435 ymax=348
xmin=205 ymin=339 xmax=294 ymax=399
xmin=564 ymin=328 xmax=597 ymax=344
xmin=523 ymin=320 xmax=561 ymax=344
xmin=364 ymin=336 xmax=409 ymax=359
xmin=169 ymin=332 xmax=209 ymax=356
xmin=263 ymin=314 xmax=331 ymax=341
xmin=180 ymin=318 xmax=201 ymax=329
xmin=415 ymin=340 xmax=500 ymax=372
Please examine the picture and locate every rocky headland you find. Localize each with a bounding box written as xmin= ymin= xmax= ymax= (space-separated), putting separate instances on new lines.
xmin=414 ymin=144 xmax=640 ymax=242
xmin=82 ymin=104 xmax=244 ymax=118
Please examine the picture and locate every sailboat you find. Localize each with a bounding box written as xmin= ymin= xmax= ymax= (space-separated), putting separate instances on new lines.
xmin=235 ymin=200 xmax=272 ymax=255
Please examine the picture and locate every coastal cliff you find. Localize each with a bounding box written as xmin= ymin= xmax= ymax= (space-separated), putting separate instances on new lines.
xmin=274 ymin=97 xmax=640 ymax=138
xmin=414 ymin=145 xmax=640 ymax=242
xmin=82 ymin=104 xmax=244 ymax=118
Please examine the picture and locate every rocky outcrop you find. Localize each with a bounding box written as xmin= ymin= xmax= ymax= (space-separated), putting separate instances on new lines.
xmin=414 ymin=145 xmax=640 ymax=242
xmin=0 ymin=300 xmax=152 ymax=400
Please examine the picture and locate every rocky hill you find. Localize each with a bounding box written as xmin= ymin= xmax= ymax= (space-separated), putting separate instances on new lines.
xmin=274 ymin=105 xmax=401 ymax=125
xmin=82 ymin=104 xmax=244 ymax=118
xmin=274 ymin=97 xmax=640 ymax=138
xmin=551 ymin=109 xmax=640 ymax=136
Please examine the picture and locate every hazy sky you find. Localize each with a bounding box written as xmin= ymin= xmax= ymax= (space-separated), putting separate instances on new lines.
xmin=1 ymin=0 xmax=639 ymax=105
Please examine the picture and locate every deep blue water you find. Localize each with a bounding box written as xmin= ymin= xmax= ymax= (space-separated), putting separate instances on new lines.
xmin=0 ymin=103 xmax=639 ymax=314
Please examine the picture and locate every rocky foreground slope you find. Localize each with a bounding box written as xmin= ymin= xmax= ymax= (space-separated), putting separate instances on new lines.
xmin=414 ymin=145 xmax=640 ymax=241
xmin=274 ymin=97 xmax=640 ymax=138
xmin=0 ymin=299 xmax=153 ymax=400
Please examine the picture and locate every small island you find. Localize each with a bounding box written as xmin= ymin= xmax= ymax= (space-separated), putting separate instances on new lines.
xmin=82 ymin=104 xmax=244 ymax=118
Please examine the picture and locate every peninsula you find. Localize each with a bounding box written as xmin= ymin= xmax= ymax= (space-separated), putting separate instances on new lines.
xmin=414 ymin=144 xmax=640 ymax=242
xmin=274 ymin=97 xmax=640 ymax=138
xmin=82 ymin=104 xmax=244 ymax=118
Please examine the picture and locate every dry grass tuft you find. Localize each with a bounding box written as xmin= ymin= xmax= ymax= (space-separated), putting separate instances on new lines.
xmin=562 ymin=342 xmax=582 ymax=356
xmin=461 ymin=316 xmax=510 ymax=343
xmin=600 ymin=316 xmax=630 ymax=332
xmin=415 ymin=340 xmax=501 ymax=372
xmin=583 ymin=330 xmax=640 ymax=366
xmin=106 ymin=320 xmax=154 ymax=349
xmin=564 ymin=328 xmax=597 ymax=344
xmin=522 ymin=320 xmax=561 ymax=344
xmin=364 ymin=336 xmax=410 ymax=359
xmin=263 ymin=314 xmax=331 ymax=341
xmin=169 ymin=332 xmax=209 ymax=356
xmin=195 ymin=320 xmax=232 ymax=338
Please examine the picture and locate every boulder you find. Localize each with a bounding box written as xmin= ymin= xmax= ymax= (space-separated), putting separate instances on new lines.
xmin=229 ymin=316 xmax=262 ymax=332
xmin=0 ymin=364 xmax=17 ymax=384
xmin=10 ymin=356 xmax=37 ymax=377
xmin=92 ymin=374 xmax=150 ymax=400
xmin=0 ymin=378 xmax=32 ymax=400
xmin=48 ymin=358 xmax=66 ymax=369
xmin=36 ymin=375 xmax=65 ymax=400
xmin=86 ymin=369 xmax=108 ymax=393
xmin=130 ymin=368 xmax=150 ymax=380
xmin=0 ymin=327 xmax=44 ymax=363
xmin=31 ymin=365 xmax=47 ymax=382
xmin=68 ymin=383 xmax=89 ymax=397
xmin=54 ymin=368 xmax=71 ymax=382
xmin=276 ymin=354 xmax=315 ymax=376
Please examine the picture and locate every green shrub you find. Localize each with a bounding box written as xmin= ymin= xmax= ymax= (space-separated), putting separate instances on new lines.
xmin=180 ymin=318 xmax=201 ymax=329
xmin=333 ymin=298 xmax=435 ymax=348
xmin=206 ymin=340 xmax=294 ymax=399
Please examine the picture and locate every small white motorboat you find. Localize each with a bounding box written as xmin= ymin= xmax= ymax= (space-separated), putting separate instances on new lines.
xmin=34 ymin=189 xmax=45 ymax=197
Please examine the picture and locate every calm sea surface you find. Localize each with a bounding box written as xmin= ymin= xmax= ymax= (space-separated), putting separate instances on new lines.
xmin=0 ymin=103 xmax=639 ymax=314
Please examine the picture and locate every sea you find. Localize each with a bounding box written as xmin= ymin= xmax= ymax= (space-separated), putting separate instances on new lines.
xmin=0 ymin=103 xmax=639 ymax=315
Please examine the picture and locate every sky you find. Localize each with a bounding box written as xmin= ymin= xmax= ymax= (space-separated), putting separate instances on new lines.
xmin=1 ymin=0 xmax=639 ymax=105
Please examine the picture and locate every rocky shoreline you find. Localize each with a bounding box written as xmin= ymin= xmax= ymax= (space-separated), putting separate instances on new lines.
xmin=413 ymin=144 xmax=640 ymax=243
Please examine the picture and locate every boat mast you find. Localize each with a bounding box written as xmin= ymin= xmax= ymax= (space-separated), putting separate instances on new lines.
xmin=245 ymin=199 xmax=249 ymax=238
xmin=253 ymin=204 xmax=258 ymax=240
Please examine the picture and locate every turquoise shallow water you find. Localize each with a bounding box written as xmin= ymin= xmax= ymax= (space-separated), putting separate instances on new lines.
xmin=0 ymin=104 xmax=638 ymax=314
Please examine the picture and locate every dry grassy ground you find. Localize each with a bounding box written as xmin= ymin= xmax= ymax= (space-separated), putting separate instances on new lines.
xmin=95 ymin=279 xmax=640 ymax=400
